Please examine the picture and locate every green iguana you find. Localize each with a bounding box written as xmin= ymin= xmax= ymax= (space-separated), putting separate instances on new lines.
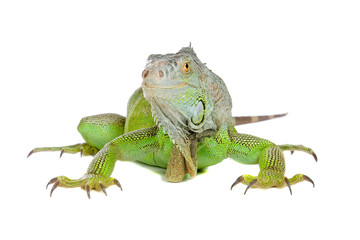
xmin=29 ymin=46 xmax=316 ymax=198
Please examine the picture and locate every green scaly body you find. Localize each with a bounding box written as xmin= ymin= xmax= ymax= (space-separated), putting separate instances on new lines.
xmin=29 ymin=47 xmax=316 ymax=198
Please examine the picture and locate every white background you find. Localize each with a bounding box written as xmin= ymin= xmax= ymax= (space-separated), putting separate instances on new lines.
xmin=1 ymin=0 xmax=359 ymax=239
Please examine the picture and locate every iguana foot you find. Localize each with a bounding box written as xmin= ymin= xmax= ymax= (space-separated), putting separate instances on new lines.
xmin=28 ymin=143 xmax=98 ymax=158
xmin=230 ymin=144 xmax=316 ymax=195
xmin=46 ymin=173 xmax=122 ymax=198
xmin=279 ymin=144 xmax=317 ymax=161
xmin=230 ymin=173 xmax=315 ymax=195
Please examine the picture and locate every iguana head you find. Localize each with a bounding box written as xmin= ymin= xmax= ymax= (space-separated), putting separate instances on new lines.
xmin=142 ymin=47 xmax=201 ymax=95
xmin=141 ymin=46 xmax=232 ymax=159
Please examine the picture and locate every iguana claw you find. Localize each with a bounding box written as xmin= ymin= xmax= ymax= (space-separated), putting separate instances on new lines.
xmin=86 ymin=185 xmax=91 ymax=199
xmin=113 ymin=178 xmax=123 ymax=191
xmin=46 ymin=177 xmax=60 ymax=197
xmin=100 ymin=183 xmax=107 ymax=196
xmin=244 ymin=178 xmax=257 ymax=195
xmin=50 ymin=181 xmax=59 ymax=197
xmin=230 ymin=176 xmax=244 ymax=190
xmin=46 ymin=177 xmax=59 ymax=189
xmin=231 ymin=176 xmax=259 ymax=195
xmin=231 ymin=173 xmax=315 ymax=195
xmin=302 ymin=175 xmax=315 ymax=187
xmin=27 ymin=150 xmax=34 ymax=158
xmin=285 ymin=177 xmax=292 ymax=195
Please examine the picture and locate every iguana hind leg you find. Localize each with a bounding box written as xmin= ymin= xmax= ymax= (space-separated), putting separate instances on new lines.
xmin=28 ymin=113 xmax=125 ymax=158
xmin=28 ymin=143 xmax=98 ymax=158
xmin=77 ymin=113 xmax=126 ymax=149
xmin=228 ymin=133 xmax=316 ymax=194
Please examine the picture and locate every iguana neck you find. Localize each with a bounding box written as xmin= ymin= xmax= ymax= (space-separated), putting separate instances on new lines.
xmin=194 ymin=56 xmax=233 ymax=129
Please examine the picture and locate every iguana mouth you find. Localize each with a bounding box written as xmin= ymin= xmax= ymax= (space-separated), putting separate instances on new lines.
xmin=141 ymin=82 xmax=189 ymax=89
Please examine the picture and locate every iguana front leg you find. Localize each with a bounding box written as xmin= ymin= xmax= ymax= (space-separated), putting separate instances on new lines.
xmin=47 ymin=127 xmax=161 ymax=198
xmin=228 ymin=133 xmax=317 ymax=194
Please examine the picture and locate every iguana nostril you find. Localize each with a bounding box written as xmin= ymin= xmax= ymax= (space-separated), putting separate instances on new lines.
xmin=158 ymin=70 xmax=164 ymax=78
xmin=142 ymin=70 xmax=149 ymax=79
xmin=142 ymin=69 xmax=163 ymax=79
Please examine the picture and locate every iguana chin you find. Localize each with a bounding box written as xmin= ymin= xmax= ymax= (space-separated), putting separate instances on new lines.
xmin=29 ymin=46 xmax=316 ymax=198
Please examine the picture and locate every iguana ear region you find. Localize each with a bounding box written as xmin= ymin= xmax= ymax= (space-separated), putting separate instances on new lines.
xmin=191 ymin=100 xmax=205 ymax=125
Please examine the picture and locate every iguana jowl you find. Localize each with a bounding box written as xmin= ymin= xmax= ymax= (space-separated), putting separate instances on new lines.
xmin=29 ymin=46 xmax=316 ymax=198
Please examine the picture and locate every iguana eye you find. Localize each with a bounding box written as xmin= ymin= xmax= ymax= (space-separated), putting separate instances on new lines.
xmin=183 ymin=62 xmax=190 ymax=72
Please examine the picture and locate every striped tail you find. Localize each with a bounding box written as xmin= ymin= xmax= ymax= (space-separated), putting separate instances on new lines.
xmin=232 ymin=113 xmax=287 ymax=126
